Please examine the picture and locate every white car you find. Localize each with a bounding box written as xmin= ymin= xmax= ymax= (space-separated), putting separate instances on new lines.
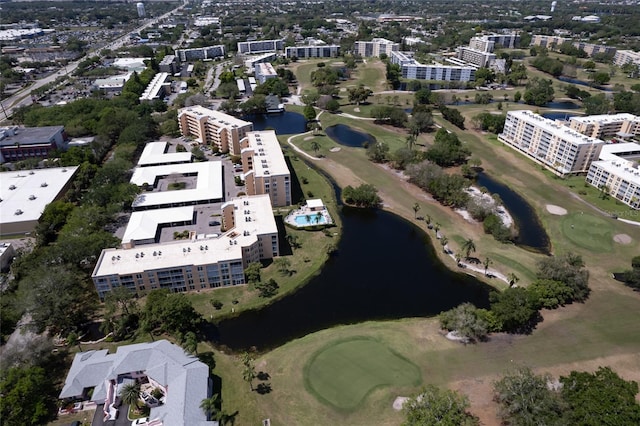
xmin=131 ymin=418 xmax=149 ymax=426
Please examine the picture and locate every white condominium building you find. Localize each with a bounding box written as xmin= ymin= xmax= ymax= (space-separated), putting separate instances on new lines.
xmin=175 ymin=45 xmax=225 ymax=62
xmin=237 ymin=39 xmax=284 ymax=54
xmin=390 ymin=51 xmax=475 ymax=82
xmin=572 ymin=42 xmax=616 ymax=58
xmin=499 ymin=110 xmax=605 ymax=176
xmin=240 ymin=130 xmax=291 ymax=207
xmin=530 ymin=35 xmax=569 ymax=49
xmin=456 ymin=47 xmax=496 ymax=68
xmin=178 ymin=106 xmax=253 ymax=155
xmin=613 ymin=50 xmax=640 ymax=67
xmin=569 ymin=113 xmax=640 ymax=140
xmin=354 ymin=38 xmax=399 ymax=58
xmin=586 ymin=143 xmax=640 ymax=209
xmin=285 ymin=45 xmax=340 ymax=59
xmin=254 ymin=62 xmax=277 ymax=84
xmin=92 ymin=194 xmax=279 ymax=299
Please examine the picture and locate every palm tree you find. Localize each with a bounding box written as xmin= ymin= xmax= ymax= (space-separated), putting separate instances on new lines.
xmin=183 ymin=331 xmax=198 ymax=355
xmin=462 ymin=238 xmax=476 ymax=259
xmin=310 ymin=140 xmax=320 ymax=156
xmin=425 ymin=214 xmax=432 ymax=228
xmin=305 ymin=214 xmax=311 ymax=223
xmin=440 ymin=236 xmax=449 ymax=253
xmin=406 ymin=134 xmax=417 ymax=151
xmin=242 ymin=364 xmax=256 ymax=391
xmin=315 ymin=211 xmax=323 ymax=224
xmin=507 ymin=273 xmax=519 ymax=287
xmin=119 ymin=382 xmax=141 ymax=408
xmin=412 ymin=202 xmax=421 ymax=219
xmin=433 ymin=223 xmax=441 ymax=235
xmin=200 ymin=394 xmax=221 ymax=420
xmin=455 ymin=251 xmax=463 ymax=266
xmin=483 ymin=257 xmax=492 ymax=276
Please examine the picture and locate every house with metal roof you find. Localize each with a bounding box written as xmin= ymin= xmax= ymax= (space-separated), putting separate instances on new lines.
xmin=59 ymin=340 xmax=218 ymax=426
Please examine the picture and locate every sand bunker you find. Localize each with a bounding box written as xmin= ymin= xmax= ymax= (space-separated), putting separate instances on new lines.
xmin=304 ymin=136 xmax=314 ymax=141
xmin=393 ymin=396 xmax=409 ymax=411
xmin=614 ymin=234 xmax=632 ymax=244
xmin=546 ymin=204 xmax=568 ymax=215
xmin=329 ymin=147 xmax=341 ymax=152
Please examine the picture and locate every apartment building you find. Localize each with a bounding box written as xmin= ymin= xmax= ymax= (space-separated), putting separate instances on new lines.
xmin=468 ymin=37 xmax=495 ymax=53
xmin=237 ymin=39 xmax=284 ymax=54
xmin=0 ymin=125 xmax=67 ymax=163
xmin=572 ymin=42 xmax=616 ymax=58
xmin=613 ymin=50 xmax=640 ymax=67
xmin=240 ymin=130 xmax=291 ymax=207
xmin=175 ymin=45 xmax=225 ymax=62
xmin=499 ymin=110 xmax=605 ymax=176
xmin=569 ymin=113 xmax=640 ymax=140
xmin=254 ymin=62 xmax=277 ymax=84
xmin=139 ymin=72 xmax=170 ymax=102
xmin=354 ymin=38 xmax=399 ymax=58
xmin=390 ymin=51 xmax=476 ymax=82
xmin=285 ymin=45 xmax=340 ymax=59
xmin=158 ymin=54 xmax=179 ymax=74
xmin=92 ymin=194 xmax=279 ymax=299
xmin=530 ymin=35 xmax=569 ymax=49
xmin=483 ymin=33 xmax=520 ymax=49
xmin=456 ymin=46 xmax=496 ymax=68
xmin=586 ymin=143 xmax=640 ymax=209
xmin=178 ymin=106 xmax=253 ymax=155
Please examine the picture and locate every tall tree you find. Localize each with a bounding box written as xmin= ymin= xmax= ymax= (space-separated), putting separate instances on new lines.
xmin=119 ymin=382 xmax=141 ymax=408
xmin=412 ymin=202 xmax=421 ymax=219
xmin=403 ymin=384 xmax=479 ymax=426
xmin=462 ymin=238 xmax=476 ymax=259
xmin=0 ymin=366 xmax=57 ymax=426
xmin=200 ymin=394 xmax=221 ymax=420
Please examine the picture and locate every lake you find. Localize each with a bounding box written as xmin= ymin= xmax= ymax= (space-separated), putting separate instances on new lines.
xmin=325 ymin=124 xmax=376 ymax=148
xmin=245 ymin=111 xmax=306 ymax=134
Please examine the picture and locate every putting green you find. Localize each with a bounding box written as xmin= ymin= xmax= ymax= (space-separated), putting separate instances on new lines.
xmin=304 ymin=337 xmax=421 ymax=410
xmin=561 ymin=212 xmax=613 ymax=252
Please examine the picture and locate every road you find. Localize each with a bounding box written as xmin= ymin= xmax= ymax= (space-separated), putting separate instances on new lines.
xmin=0 ymin=1 xmax=186 ymax=123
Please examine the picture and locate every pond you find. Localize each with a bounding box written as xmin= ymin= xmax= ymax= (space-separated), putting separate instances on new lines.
xmin=212 ymin=207 xmax=493 ymax=351
xmin=544 ymin=100 xmax=581 ymax=110
xmin=542 ymin=111 xmax=581 ymax=121
xmin=244 ymin=111 xmax=307 ymax=135
xmin=476 ymin=172 xmax=550 ymax=254
xmin=325 ymin=124 xmax=376 ymax=148
xmin=556 ymin=76 xmax=612 ymax=92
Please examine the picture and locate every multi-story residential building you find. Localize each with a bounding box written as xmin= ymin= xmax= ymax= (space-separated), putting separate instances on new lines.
xmin=456 ymin=47 xmax=496 ymax=68
xmin=0 ymin=125 xmax=67 ymax=163
xmin=237 ymin=39 xmax=284 ymax=54
xmin=390 ymin=51 xmax=475 ymax=82
xmin=354 ymin=38 xmax=399 ymax=58
xmin=240 ymin=130 xmax=291 ymax=207
xmin=499 ymin=110 xmax=605 ymax=176
xmin=572 ymin=42 xmax=616 ymax=58
xmin=569 ymin=113 xmax=640 ymax=140
xmin=483 ymin=33 xmax=520 ymax=49
xmin=92 ymin=194 xmax=279 ymax=299
xmin=139 ymin=72 xmax=170 ymax=102
xmin=158 ymin=54 xmax=179 ymax=74
xmin=175 ymin=45 xmax=225 ymax=62
xmin=530 ymin=35 xmax=569 ymax=49
xmin=586 ymin=143 xmax=640 ymax=209
xmin=244 ymin=52 xmax=278 ymax=69
xmin=613 ymin=50 xmax=640 ymax=67
xmin=285 ymin=45 xmax=340 ymax=59
xmin=254 ymin=62 xmax=277 ymax=84
xmin=178 ymin=106 xmax=253 ymax=155
xmin=468 ymin=37 xmax=495 ymax=53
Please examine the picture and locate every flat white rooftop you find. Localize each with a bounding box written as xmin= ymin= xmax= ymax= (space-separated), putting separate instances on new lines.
xmin=508 ymin=110 xmax=604 ymax=145
xmin=130 ymin=161 xmax=223 ymax=209
xmin=93 ymin=195 xmax=276 ymax=277
xmin=598 ymin=142 xmax=640 ymax=162
xmin=243 ymin=130 xmax=290 ymax=177
xmin=140 ymin=72 xmax=169 ymax=101
xmin=122 ymin=206 xmax=195 ymax=244
xmin=0 ymin=166 xmax=78 ymax=232
xmin=179 ymin=106 xmax=252 ymax=130
xmin=138 ymin=141 xmax=192 ymax=166
xmin=570 ymin=113 xmax=638 ymax=125
xmin=591 ymin=158 xmax=640 ymax=187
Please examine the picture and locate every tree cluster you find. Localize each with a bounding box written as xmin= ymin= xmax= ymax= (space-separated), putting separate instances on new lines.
xmin=531 ymin=55 xmax=565 ymax=77
xmin=406 ymin=160 xmax=470 ymax=208
xmin=472 ymin=113 xmax=506 ymax=134
xmin=523 ymin=77 xmax=555 ymax=106
xmin=425 ymin=128 xmax=471 ymax=167
xmin=403 ymin=385 xmax=479 ymax=426
xmin=438 ymin=105 xmax=465 ymax=129
xmin=370 ymin=105 xmax=408 ymax=127
xmin=616 ymin=256 xmax=640 ymax=291
xmin=494 ymin=366 xmax=640 ymax=426
xmin=343 ymin=184 xmax=382 ymax=208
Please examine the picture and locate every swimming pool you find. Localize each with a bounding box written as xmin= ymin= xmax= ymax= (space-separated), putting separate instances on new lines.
xmin=294 ymin=214 xmax=328 ymax=226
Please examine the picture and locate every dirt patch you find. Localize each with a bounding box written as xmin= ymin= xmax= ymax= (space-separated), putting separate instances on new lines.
xmin=546 ymin=204 xmax=568 ymax=215
xmin=614 ymin=233 xmax=632 ymax=244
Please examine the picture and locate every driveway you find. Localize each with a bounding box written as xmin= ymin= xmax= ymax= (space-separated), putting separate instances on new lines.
xmin=92 ymin=404 xmax=131 ymax=426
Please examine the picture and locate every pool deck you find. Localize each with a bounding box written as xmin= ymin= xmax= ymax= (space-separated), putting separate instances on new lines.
xmin=285 ymin=205 xmax=333 ymax=228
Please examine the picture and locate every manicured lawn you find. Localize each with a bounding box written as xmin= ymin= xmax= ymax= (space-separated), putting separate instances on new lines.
xmin=561 ymin=212 xmax=614 ymax=252
xmin=304 ymin=337 xmax=421 ymax=410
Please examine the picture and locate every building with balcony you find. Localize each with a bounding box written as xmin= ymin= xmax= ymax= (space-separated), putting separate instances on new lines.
xmin=158 ymin=54 xmax=179 ymax=74
xmin=175 ymin=45 xmax=225 ymax=62
xmin=354 ymin=38 xmax=399 ymax=58
xmin=390 ymin=51 xmax=475 ymax=82
xmin=572 ymin=42 xmax=616 ymax=58
xmin=237 ymin=39 xmax=284 ymax=54
xmin=613 ymin=50 xmax=640 ymax=67
xmin=139 ymin=72 xmax=171 ymax=102
xmin=178 ymin=106 xmax=253 ymax=155
xmin=530 ymin=35 xmax=569 ymax=49
xmin=569 ymin=113 xmax=640 ymax=140
xmin=586 ymin=142 xmax=640 ymax=209
xmin=92 ymin=194 xmax=278 ymax=299
xmin=240 ymin=130 xmax=291 ymax=207
xmin=285 ymin=44 xmax=340 ymax=59
xmin=456 ymin=46 xmax=496 ymax=68
xmin=499 ymin=110 xmax=605 ymax=176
